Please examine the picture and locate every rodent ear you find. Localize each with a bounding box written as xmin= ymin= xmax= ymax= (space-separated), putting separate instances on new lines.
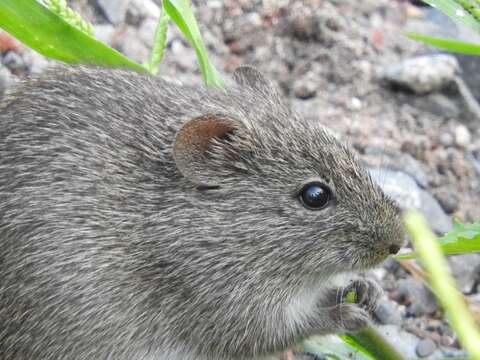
xmin=173 ymin=115 xmax=237 ymax=186
xmin=233 ymin=66 xmax=278 ymax=96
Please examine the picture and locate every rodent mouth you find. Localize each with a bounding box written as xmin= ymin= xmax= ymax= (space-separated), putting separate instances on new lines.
xmin=357 ymin=250 xmax=390 ymax=270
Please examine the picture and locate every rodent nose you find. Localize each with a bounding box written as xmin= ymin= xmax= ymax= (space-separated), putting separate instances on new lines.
xmin=388 ymin=244 xmax=401 ymax=255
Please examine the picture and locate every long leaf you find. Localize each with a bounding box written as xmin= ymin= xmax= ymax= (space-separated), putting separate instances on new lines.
xmin=0 ymin=0 xmax=145 ymax=72
xmin=407 ymin=32 xmax=480 ymax=54
xmin=395 ymin=220 xmax=480 ymax=260
xmin=422 ymin=0 xmax=480 ymax=33
xmin=303 ymin=336 xmax=372 ymax=360
xmin=163 ymin=0 xmax=224 ymax=87
xmin=339 ymin=329 xmax=405 ymax=360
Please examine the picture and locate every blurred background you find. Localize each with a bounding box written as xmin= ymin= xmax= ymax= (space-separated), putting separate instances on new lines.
xmin=1 ymin=0 xmax=479 ymax=358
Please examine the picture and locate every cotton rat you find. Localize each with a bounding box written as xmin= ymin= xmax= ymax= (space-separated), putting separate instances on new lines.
xmin=0 ymin=65 xmax=404 ymax=360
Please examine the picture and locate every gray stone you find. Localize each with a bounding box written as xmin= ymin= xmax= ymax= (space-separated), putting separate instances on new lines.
xmin=369 ymin=168 xmax=452 ymax=234
xmin=398 ymin=155 xmax=429 ymax=189
xmin=97 ymin=0 xmax=131 ymax=25
xmin=440 ymin=132 xmax=454 ymax=147
xmin=433 ymin=188 xmax=459 ymax=214
xmin=396 ymin=278 xmax=438 ymax=317
xmin=447 ymin=253 xmax=480 ymax=294
xmin=454 ymin=124 xmax=471 ymax=148
xmin=455 ymin=54 xmax=480 ymax=103
xmin=287 ymin=3 xmax=321 ymax=41
xmin=416 ymin=338 xmax=437 ymax=358
xmin=2 ymin=51 xmax=26 ymax=71
xmin=414 ymin=93 xmax=460 ymax=119
xmin=382 ymin=54 xmax=459 ymax=94
xmin=374 ymin=300 xmax=402 ymax=325
xmin=377 ymin=325 xmax=419 ymax=359
xmin=94 ymin=24 xmax=116 ymax=45
xmin=127 ymin=0 xmax=159 ymax=26
xmin=292 ymin=76 xmax=317 ymax=99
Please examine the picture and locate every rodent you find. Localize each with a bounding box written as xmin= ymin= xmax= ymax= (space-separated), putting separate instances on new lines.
xmin=0 ymin=65 xmax=405 ymax=360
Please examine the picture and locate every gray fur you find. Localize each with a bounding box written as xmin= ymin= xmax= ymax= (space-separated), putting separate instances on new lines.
xmin=0 ymin=65 xmax=404 ymax=360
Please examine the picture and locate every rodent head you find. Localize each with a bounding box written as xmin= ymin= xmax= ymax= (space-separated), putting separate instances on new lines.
xmin=172 ymin=67 xmax=405 ymax=280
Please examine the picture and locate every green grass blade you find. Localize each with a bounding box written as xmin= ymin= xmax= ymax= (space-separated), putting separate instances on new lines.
xmin=407 ymin=33 xmax=480 ymax=54
xmin=303 ymin=336 xmax=372 ymax=360
xmin=162 ymin=0 xmax=224 ymax=87
xmin=422 ymin=0 xmax=480 ymax=33
xmin=404 ymin=211 xmax=480 ymax=359
xmin=395 ymin=220 xmax=480 ymax=260
xmin=44 ymin=0 xmax=94 ymax=36
xmin=339 ymin=329 xmax=405 ymax=360
xmin=0 ymin=0 xmax=145 ymax=72
xmin=143 ymin=8 xmax=170 ymax=75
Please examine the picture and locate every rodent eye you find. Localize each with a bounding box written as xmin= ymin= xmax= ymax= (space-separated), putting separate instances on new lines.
xmin=299 ymin=182 xmax=331 ymax=210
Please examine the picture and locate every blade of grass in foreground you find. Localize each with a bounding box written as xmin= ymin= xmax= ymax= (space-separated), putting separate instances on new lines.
xmin=407 ymin=33 xmax=480 ymax=55
xmin=0 ymin=0 xmax=145 ymax=71
xmin=422 ymin=0 xmax=480 ymax=33
xmin=404 ymin=211 xmax=480 ymax=360
xmin=163 ymin=0 xmax=224 ymax=87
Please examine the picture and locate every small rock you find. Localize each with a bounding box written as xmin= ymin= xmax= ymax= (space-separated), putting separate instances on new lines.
xmin=396 ymin=278 xmax=438 ymax=317
xmin=126 ymin=0 xmax=160 ymax=26
xmin=416 ymin=338 xmax=437 ymax=358
xmin=454 ymin=124 xmax=471 ymax=148
xmin=382 ymin=54 xmax=459 ymax=94
xmin=97 ymin=0 xmax=131 ymax=25
xmin=374 ymin=300 xmax=403 ymax=325
xmin=440 ymin=132 xmax=454 ymax=147
xmin=287 ymin=3 xmax=320 ymax=41
xmin=433 ymin=188 xmax=459 ymax=214
xmin=2 ymin=51 xmax=27 ymax=72
xmin=347 ymin=97 xmax=362 ymax=111
xmin=293 ymin=76 xmax=317 ymax=99
xmin=94 ymin=24 xmax=116 ymax=45
xmin=398 ymin=154 xmax=429 ymax=188
xmin=377 ymin=325 xmax=419 ymax=358
xmin=369 ymin=168 xmax=452 ymax=234
xmin=448 ymin=253 xmax=480 ymax=293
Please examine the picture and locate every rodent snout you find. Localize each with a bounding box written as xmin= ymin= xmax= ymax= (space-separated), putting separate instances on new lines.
xmin=388 ymin=244 xmax=401 ymax=255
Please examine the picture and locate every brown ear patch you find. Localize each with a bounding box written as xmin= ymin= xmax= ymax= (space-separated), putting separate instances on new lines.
xmin=173 ymin=115 xmax=236 ymax=185
xmin=175 ymin=115 xmax=235 ymax=157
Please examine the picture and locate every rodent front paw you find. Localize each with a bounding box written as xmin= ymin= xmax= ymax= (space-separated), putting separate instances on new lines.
xmin=337 ymin=304 xmax=371 ymax=332
xmin=343 ymin=278 xmax=382 ymax=312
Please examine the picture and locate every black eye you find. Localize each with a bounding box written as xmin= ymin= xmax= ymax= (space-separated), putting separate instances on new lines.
xmin=299 ymin=182 xmax=331 ymax=210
